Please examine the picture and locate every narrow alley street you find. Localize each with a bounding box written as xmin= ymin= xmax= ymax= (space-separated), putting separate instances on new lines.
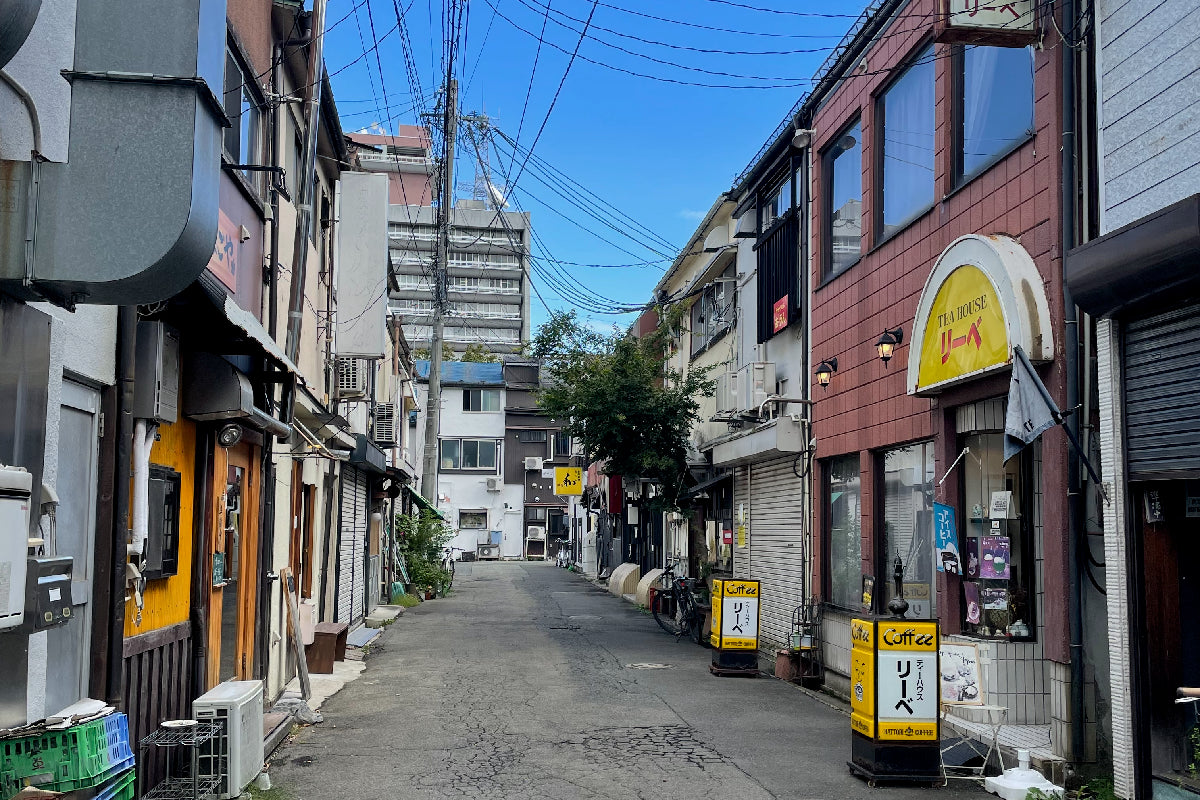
xmin=268 ymin=563 xmax=980 ymax=800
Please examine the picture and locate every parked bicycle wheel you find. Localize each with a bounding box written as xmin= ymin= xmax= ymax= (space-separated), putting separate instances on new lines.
xmin=651 ymin=574 xmax=686 ymax=636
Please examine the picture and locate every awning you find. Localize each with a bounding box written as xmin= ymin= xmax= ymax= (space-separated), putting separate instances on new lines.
xmin=350 ymin=434 xmax=387 ymax=474
xmin=405 ymin=486 xmax=445 ymax=521
xmin=680 ymin=471 xmax=732 ymax=501
xmin=1065 ymin=193 xmax=1200 ymax=318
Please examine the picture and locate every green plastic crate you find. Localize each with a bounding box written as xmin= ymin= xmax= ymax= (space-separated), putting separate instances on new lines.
xmin=1 ymin=714 xmax=132 ymax=797
xmin=93 ymin=768 xmax=136 ymax=800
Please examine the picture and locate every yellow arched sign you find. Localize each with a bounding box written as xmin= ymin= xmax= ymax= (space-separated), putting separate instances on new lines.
xmin=917 ymin=265 xmax=1008 ymax=390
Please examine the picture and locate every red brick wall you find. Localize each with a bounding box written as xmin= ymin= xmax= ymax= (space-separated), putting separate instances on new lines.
xmin=806 ymin=0 xmax=1070 ymax=661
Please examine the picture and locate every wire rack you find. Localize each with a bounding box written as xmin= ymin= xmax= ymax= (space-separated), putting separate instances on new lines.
xmin=141 ymin=776 xmax=221 ymax=800
xmin=139 ymin=723 xmax=221 ymax=749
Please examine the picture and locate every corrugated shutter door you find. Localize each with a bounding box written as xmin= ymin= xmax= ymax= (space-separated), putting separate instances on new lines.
xmin=734 ymin=465 xmax=750 ymax=579
xmin=351 ymin=473 xmax=367 ymax=622
xmin=337 ymin=467 xmax=368 ymax=623
xmin=748 ymin=457 xmax=807 ymax=652
xmin=1125 ymin=304 xmax=1200 ymax=479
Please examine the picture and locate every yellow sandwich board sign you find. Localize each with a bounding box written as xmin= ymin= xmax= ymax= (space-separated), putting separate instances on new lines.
xmin=554 ymin=467 xmax=582 ymax=495
xmin=850 ymin=618 xmax=875 ymax=739
xmin=710 ymin=580 xmax=759 ymax=650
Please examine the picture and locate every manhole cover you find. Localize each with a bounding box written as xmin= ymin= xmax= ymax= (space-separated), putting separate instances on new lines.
xmin=625 ymin=663 xmax=673 ymax=670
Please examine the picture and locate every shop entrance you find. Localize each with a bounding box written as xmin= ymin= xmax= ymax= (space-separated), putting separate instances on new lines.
xmin=207 ymin=440 xmax=260 ymax=687
xmin=1135 ymin=482 xmax=1200 ymax=798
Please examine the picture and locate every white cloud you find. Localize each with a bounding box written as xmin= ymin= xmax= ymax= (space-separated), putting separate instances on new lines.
xmin=678 ymin=209 xmax=707 ymax=221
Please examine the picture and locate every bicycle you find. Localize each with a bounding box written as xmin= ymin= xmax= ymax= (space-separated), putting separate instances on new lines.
xmin=650 ymin=559 xmax=704 ymax=644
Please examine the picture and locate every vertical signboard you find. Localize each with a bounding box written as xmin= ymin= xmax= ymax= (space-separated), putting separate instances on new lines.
xmin=711 ymin=579 xmax=759 ymax=650
xmin=875 ymin=621 xmax=939 ymax=740
xmin=849 ymin=617 xmax=941 ymax=784
xmin=850 ymin=618 xmax=875 ymax=739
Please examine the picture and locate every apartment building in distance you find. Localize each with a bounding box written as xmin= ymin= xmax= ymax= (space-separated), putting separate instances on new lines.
xmin=347 ymin=129 xmax=532 ymax=356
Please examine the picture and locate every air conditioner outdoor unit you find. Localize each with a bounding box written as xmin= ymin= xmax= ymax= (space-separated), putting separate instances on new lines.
xmin=477 ymin=544 xmax=498 ymax=559
xmin=527 ymin=525 xmax=546 ymax=540
xmin=373 ymin=403 xmax=397 ymax=446
xmin=714 ymin=371 xmax=739 ymax=415
xmin=194 ymin=680 xmax=264 ymax=800
xmin=738 ymin=361 xmax=776 ymax=414
xmin=486 ymin=477 xmax=502 ymax=492
xmin=337 ymin=358 xmax=367 ymax=398
xmin=524 ymin=456 xmax=543 ymax=471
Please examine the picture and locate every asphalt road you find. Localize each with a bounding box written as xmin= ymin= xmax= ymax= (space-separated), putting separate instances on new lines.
xmin=267 ymin=562 xmax=981 ymax=799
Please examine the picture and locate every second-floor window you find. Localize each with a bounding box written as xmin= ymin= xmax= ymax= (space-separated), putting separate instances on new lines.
xmin=756 ymin=165 xmax=801 ymax=342
xmin=691 ymin=263 xmax=736 ymax=354
xmin=553 ymin=433 xmax=572 ymax=458
xmin=223 ymin=48 xmax=261 ymax=188
xmin=878 ymin=43 xmax=935 ymax=240
xmin=824 ymin=119 xmax=863 ymax=279
xmin=440 ymin=438 xmax=499 ymax=471
xmin=463 ymin=389 xmax=501 ymax=412
xmin=957 ymin=45 xmax=1035 ymax=184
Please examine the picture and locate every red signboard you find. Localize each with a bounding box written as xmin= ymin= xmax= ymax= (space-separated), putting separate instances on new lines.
xmin=722 ymin=527 xmax=733 ymax=545
xmin=773 ymin=295 xmax=789 ymax=333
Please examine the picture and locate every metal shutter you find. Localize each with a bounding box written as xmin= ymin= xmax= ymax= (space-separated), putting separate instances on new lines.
xmin=337 ymin=466 xmax=368 ymax=624
xmin=1125 ymin=304 xmax=1200 ymax=479
xmin=747 ymin=457 xmax=807 ymax=652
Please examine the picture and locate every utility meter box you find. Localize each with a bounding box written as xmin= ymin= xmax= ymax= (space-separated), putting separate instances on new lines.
xmin=0 ymin=466 xmax=33 ymax=631
xmin=134 ymin=321 xmax=180 ymax=423
xmin=21 ymin=556 xmax=74 ymax=632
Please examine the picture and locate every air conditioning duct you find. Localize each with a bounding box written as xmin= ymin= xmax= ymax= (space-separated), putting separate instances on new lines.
xmin=0 ymin=0 xmax=227 ymax=307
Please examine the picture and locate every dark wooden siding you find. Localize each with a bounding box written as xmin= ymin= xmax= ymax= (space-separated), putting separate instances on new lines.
xmin=122 ymin=622 xmax=192 ymax=790
xmin=756 ymin=211 xmax=800 ymax=343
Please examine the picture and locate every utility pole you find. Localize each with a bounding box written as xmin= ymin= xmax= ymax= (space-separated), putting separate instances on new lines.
xmin=284 ymin=0 xmax=328 ymax=364
xmin=420 ymin=77 xmax=457 ymax=501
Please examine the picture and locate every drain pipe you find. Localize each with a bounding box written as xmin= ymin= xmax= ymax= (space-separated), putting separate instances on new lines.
xmin=105 ymin=306 xmax=136 ymax=706
xmin=1060 ymin=0 xmax=1087 ymax=771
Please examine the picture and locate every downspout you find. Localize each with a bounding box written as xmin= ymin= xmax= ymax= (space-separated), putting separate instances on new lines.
xmin=1060 ymin=0 xmax=1087 ymax=770
xmin=105 ymin=306 xmax=135 ymax=706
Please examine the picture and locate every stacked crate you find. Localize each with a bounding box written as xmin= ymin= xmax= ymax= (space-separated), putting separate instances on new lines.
xmin=1 ymin=713 xmax=135 ymax=800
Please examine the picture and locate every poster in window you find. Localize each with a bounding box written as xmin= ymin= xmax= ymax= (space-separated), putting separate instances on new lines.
xmin=980 ymin=536 xmax=1010 ymax=579
xmin=964 ymin=582 xmax=981 ymax=624
xmin=861 ymin=574 xmax=875 ymax=611
xmin=982 ymin=587 xmax=1009 ymax=611
xmin=1144 ymin=490 xmax=1165 ymax=523
xmin=965 ymin=538 xmax=980 ymax=578
xmin=934 ymin=502 xmax=961 ymax=574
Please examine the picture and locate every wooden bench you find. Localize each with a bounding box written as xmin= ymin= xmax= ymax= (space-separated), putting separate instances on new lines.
xmin=305 ymin=622 xmax=349 ymax=674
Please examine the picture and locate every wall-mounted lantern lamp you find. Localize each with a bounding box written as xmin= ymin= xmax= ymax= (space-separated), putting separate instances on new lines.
xmin=876 ymin=327 xmax=904 ymax=365
xmin=815 ymin=357 xmax=838 ymax=389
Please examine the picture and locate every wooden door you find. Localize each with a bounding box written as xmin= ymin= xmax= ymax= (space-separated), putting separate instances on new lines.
xmin=206 ymin=441 xmax=260 ymax=687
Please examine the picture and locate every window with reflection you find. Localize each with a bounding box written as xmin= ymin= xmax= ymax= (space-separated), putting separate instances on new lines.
xmin=826 ymin=454 xmax=862 ymax=609
xmin=824 ymin=121 xmax=863 ymax=278
xmin=958 ymin=45 xmax=1035 ymax=182
xmin=879 ymin=44 xmax=935 ymax=238
xmin=879 ymin=442 xmax=936 ymax=618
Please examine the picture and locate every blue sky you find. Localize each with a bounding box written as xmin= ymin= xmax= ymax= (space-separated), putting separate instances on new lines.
xmin=323 ymin=0 xmax=872 ymax=332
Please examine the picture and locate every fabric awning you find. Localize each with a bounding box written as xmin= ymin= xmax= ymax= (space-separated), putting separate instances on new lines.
xmin=405 ymin=486 xmax=445 ymax=521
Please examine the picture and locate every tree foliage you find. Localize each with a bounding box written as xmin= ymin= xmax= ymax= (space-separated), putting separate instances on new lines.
xmin=529 ymin=308 xmax=713 ymax=508
xmin=396 ymin=510 xmax=453 ymax=592
xmin=460 ymin=343 xmax=500 ymax=363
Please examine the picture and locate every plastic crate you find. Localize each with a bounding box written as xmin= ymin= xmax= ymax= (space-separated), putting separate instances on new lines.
xmin=1 ymin=713 xmax=132 ymax=797
xmin=93 ymin=768 xmax=136 ymax=800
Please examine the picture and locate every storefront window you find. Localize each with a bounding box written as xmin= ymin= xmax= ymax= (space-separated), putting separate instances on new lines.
xmin=827 ymin=454 xmax=862 ymax=609
xmin=961 ymin=432 xmax=1035 ymax=639
xmin=879 ymin=442 xmax=936 ymax=618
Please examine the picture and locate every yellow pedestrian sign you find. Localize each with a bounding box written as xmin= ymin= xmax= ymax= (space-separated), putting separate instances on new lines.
xmin=554 ymin=467 xmax=582 ymax=495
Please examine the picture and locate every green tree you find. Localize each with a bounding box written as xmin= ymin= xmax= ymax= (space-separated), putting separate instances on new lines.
xmin=529 ymin=308 xmax=712 ymax=508
xmin=396 ymin=510 xmax=453 ymax=593
xmin=413 ymin=342 xmax=455 ymax=362
xmin=460 ymin=343 xmax=500 ymax=363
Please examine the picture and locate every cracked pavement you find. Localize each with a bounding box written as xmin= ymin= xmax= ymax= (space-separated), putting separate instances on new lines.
xmin=268 ymin=563 xmax=981 ymax=799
